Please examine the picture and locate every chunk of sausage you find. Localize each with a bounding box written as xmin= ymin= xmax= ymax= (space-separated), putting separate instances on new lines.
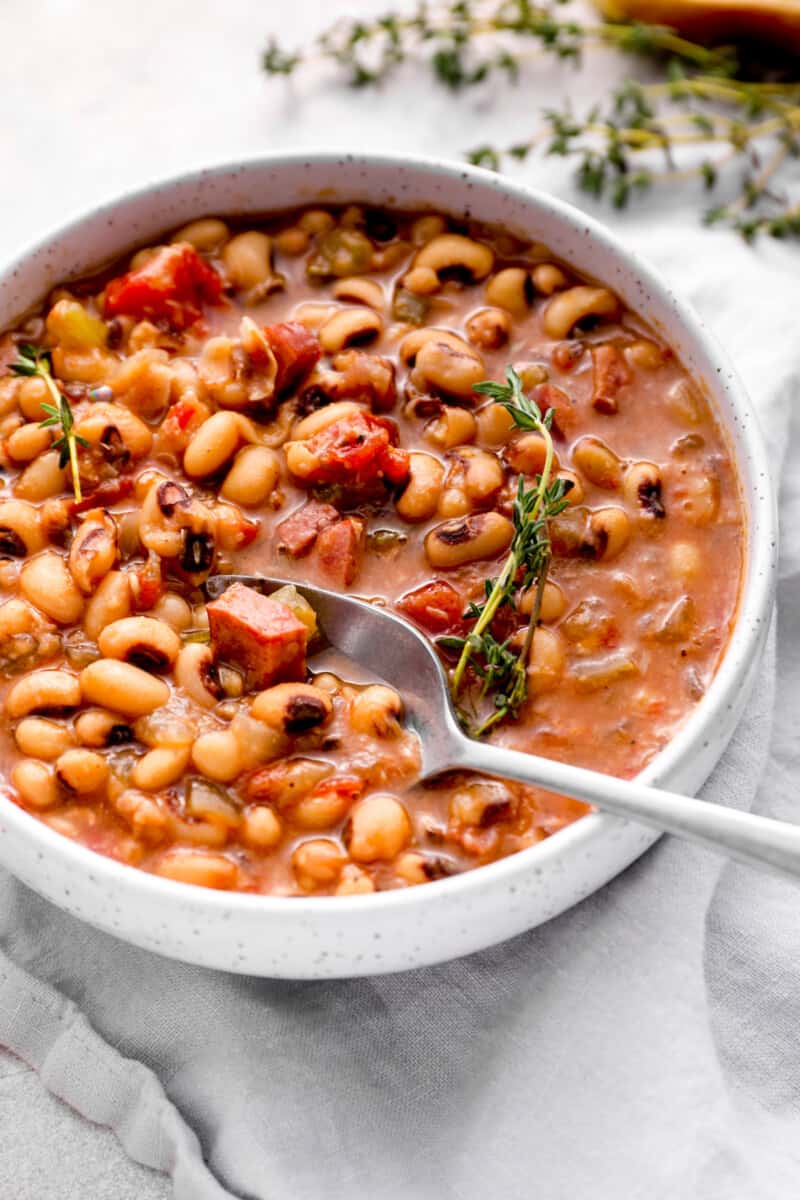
xmin=591 ymin=344 xmax=630 ymax=415
xmin=276 ymin=500 xmax=340 ymax=558
xmin=207 ymin=583 xmax=307 ymax=690
xmin=262 ymin=322 xmax=321 ymax=396
xmin=315 ymin=518 xmax=365 ymax=589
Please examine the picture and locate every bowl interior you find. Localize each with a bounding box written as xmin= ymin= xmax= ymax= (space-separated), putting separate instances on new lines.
xmin=0 ymin=153 xmax=777 ymax=976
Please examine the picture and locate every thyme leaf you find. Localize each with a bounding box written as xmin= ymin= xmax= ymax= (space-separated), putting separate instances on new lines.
xmin=10 ymin=344 xmax=86 ymax=502
xmin=264 ymin=1 xmax=800 ymax=240
xmin=443 ymin=366 xmax=568 ymax=738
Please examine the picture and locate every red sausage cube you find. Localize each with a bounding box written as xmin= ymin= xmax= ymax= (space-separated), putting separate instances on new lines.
xmin=207 ymin=583 xmax=307 ymax=690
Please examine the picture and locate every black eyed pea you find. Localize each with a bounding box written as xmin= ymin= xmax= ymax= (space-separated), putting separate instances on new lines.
xmin=396 ymin=453 xmax=445 ymax=521
xmin=68 ymin=511 xmax=118 ymax=595
xmin=74 ymin=707 xmax=134 ymax=748
xmin=292 ymin=839 xmax=348 ymax=892
xmin=17 ymin=376 xmax=50 ymax=421
xmin=531 ymin=263 xmax=569 ymax=295
xmin=83 ymin=571 xmax=132 ymax=642
xmin=437 ymin=485 xmax=470 ymax=519
xmin=558 ymin=470 xmax=584 ymax=507
xmin=154 ymin=849 xmax=238 ymax=889
xmin=97 ymin=616 xmax=181 ymax=672
xmin=344 ymin=794 xmax=411 ymax=863
xmin=151 ymin=592 xmax=193 ymax=633
xmin=425 ymin=511 xmax=514 ymax=569
xmin=6 ymin=422 xmax=52 ymax=464
xmin=399 ymin=326 xmax=473 ymax=368
xmin=678 ymin=471 xmax=719 ymax=525
xmin=447 ymin=446 xmax=505 ymax=505
xmin=349 ymin=685 xmax=403 ymax=738
xmin=273 ymin=227 xmax=310 ymax=256
xmin=191 ymin=728 xmax=243 ymax=783
xmin=413 ymin=234 xmax=494 ymax=283
xmin=11 ymin=759 xmax=60 ymax=810
xmin=319 ymin=306 xmax=382 ymax=354
xmin=183 ymin=411 xmax=254 ymax=478
xmin=20 ymin=551 xmax=84 ymax=625
xmin=624 ymin=461 xmax=666 ymax=519
xmin=423 ymin=406 xmax=477 ymax=451
xmin=527 ymin=627 xmax=566 ymax=693
xmin=520 ymin=579 xmax=566 ymax=624
xmin=505 ymin=433 xmax=556 ymax=478
xmin=131 ymin=746 xmax=191 ymax=791
xmin=590 ymin=506 xmax=632 ymax=561
xmin=241 ymin=805 xmax=283 ymax=850
xmin=335 ymin=864 xmax=375 ymax=895
xmin=665 ymin=380 xmax=703 ymax=426
xmin=112 ymin=788 xmax=171 ymax=845
xmin=0 ymin=499 xmax=47 ymax=557
xmin=298 ymin=209 xmax=336 ymax=235
xmin=410 ymin=214 xmax=448 ymax=245
xmin=291 ymin=400 xmax=361 ymax=441
xmin=222 ymin=231 xmax=273 ymax=291
xmin=331 ymin=277 xmax=385 ymax=311
xmin=80 ymin=660 xmax=170 ymax=717
xmin=13 ymin=450 xmax=68 ymax=502
xmin=5 ymin=669 xmax=82 ymax=720
xmin=55 ymin=747 xmax=109 ymax=795
xmin=476 ymin=402 xmax=516 ymax=446
xmin=543 ymin=286 xmax=620 ymax=340
xmin=485 ymin=268 xmax=534 ymax=317
xmin=14 ymin=716 xmax=74 ymax=761
xmin=170 ymin=219 xmax=229 ymax=251
xmin=174 ymin=643 xmax=223 ymax=709
xmin=514 ymin=362 xmax=549 ymax=390
xmin=465 ymin=307 xmax=513 ymax=351
xmin=75 ymin=404 xmax=153 ymax=461
xmin=251 ymin=682 xmax=333 ymax=735
xmin=449 ymin=781 xmax=513 ymax=828
xmin=412 ymin=337 xmax=485 ymax=401
xmin=572 ymin=436 xmax=622 ymax=490
xmin=402 ymin=266 xmax=440 ymax=295
xmin=625 ymin=339 xmax=665 ymax=371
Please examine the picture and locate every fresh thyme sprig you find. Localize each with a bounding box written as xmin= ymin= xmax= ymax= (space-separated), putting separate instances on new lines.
xmin=10 ymin=344 xmax=87 ymax=502
xmin=263 ymin=1 xmax=800 ymax=239
xmin=439 ymin=366 xmax=570 ymax=737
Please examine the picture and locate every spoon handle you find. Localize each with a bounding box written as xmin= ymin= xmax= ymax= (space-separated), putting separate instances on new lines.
xmin=457 ymin=738 xmax=800 ymax=880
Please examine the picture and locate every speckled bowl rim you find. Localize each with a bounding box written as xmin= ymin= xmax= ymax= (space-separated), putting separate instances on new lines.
xmin=0 ymin=150 xmax=778 ymax=924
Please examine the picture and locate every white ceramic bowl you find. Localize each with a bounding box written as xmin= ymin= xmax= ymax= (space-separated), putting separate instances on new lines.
xmin=0 ymin=153 xmax=776 ymax=978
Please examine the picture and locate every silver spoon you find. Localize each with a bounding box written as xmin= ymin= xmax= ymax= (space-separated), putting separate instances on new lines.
xmin=207 ymin=574 xmax=797 ymax=880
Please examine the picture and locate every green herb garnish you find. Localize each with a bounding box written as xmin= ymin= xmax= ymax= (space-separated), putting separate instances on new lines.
xmin=264 ymin=2 xmax=800 ymax=240
xmin=440 ymin=366 xmax=570 ymax=737
xmin=10 ymin=344 xmax=87 ymax=502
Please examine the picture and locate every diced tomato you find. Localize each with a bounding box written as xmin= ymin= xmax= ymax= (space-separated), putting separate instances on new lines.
xmin=397 ymin=580 xmax=465 ymax=634
xmin=316 ymin=517 xmax=365 ymax=588
xmin=157 ymin=396 xmax=210 ymax=455
xmin=291 ymin=411 xmax=409 ymax=489
xmin=276 ymin=500 xmax=340 ymax=558
xmin=207 ymin=582 xmax=307 ymax=690
xmin=129 ymin=553 xmax=163 ymax=611
xmin=308 ymin=775 xmax=364 ymax=809
xmin=68 ymin=476 xmax=134 ymax=515
xmin=105 ymin=244 xmax=224 ymax=331
xmin=531 ymin=383 xmax=578 ymax=440
xmin=591 ymin=344 xmax=630 ymax=415
xmin=262 ymin=322 xmax=321 ymax=396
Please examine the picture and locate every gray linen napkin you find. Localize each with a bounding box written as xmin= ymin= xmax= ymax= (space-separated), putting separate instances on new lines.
xmin=3 ymin=0 xmax=800 ymax=1193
